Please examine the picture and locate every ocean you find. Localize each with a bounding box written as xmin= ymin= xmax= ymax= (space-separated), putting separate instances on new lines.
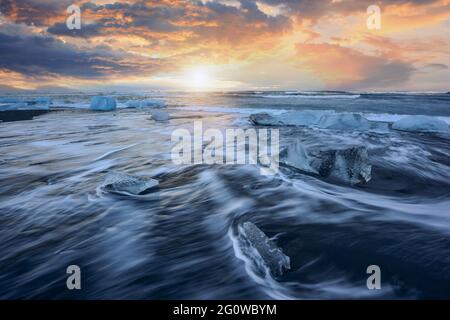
xmin=0 ymin=91 xmax=449 ymax=299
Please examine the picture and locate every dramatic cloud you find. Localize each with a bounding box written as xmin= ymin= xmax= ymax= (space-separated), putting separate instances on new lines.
xmin=0 ymin=31 xmax=164 ymax=78
xmin=0 ymin=0 xmax=449 ymax=90
xmin=295 ymin=43 xmax=415 ymax=90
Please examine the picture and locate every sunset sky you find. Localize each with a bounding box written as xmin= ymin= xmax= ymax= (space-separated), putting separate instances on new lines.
xmin=0 ymin=0 xmax=449 ymax=92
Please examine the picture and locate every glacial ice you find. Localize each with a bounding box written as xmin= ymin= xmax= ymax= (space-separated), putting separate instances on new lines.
xmin=0 ymin=104 xmax=20 ymax=111
xmin=250 ymin=110 xmax=331 ymax=126
xmin=126 ymin=99 xmax=166 ymax=109
xmin=279 ymin=110 xmax=332 ymax=126
xmin=239 ymin=222 xmax=290 ymax=277
xmin=392 ymin=115 xmax=448 ymax=133
xmin=32 ymin=97 xmax=52 ymax=106
xmin=250 ymin=111 xmax=388 ymax=132
xmin=0 ymin=97 xmax=24 ymax=104
xmin=282 ymin=141 xmax=372 ymax=185
xmin=317 ymin=113 xmax=389 ymax=132
xmin=0 ymin=97 xmax=51 ymax=111
xmin=281 ymin=140 xmax=318 ymax=174
xmin=90 ymin=96 xmax=117 ymax=111
xmin=149 ymin=110 xmax=170 ymax=121
xmin=317 ymin=113 xmax=370 ymax=130
xmin=249 ymin=113 xmax=281 ymax=125
xmin=102 ymin=171 xmax=159 ymax=195
xmin=311 ymin=146 xmax=372 ymax=185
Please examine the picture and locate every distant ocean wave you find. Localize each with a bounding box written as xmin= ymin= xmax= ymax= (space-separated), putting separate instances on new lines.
xmin=260 ymin=94 xmax=361 ymax=99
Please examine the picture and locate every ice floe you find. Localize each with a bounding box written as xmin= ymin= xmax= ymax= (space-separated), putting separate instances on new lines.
xmin=250 ymin=111 xmax=388 ymax=132
xmin=90 ymin=96 xmax=117 ymax=111
xmin=392 ymin=115 xmax=448 ymax=133
xmin=101 ymin=171 xmax=159 ymax=195
xmin=239 ymin=222 xmax=290 ymax=277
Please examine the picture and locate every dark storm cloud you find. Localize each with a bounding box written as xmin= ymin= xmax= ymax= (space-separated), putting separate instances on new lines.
xmin=0 ymin=32 xmax=159 ymax=78
xmin=350 ymin=60 xmax=415 ymax=90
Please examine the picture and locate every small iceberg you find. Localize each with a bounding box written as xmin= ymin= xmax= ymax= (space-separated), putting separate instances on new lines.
xmin=90 ymin=96 xmax=117 ymax=111
xmin=392 ymin=115 xmax=448 ymax=133
xmin=149 ymin=110 xmax=170 ymax=121
xmin=282 ymin=141 xmax=372 ymax=185
xmin=126 ymin=99 xmax=166 ymax=109
xmin=102 ymin=171 xmax=159 ymax=195
xmin=239 ymin=222 xmax=290 ymax=277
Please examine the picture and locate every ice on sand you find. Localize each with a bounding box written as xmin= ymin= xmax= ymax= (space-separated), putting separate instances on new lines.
xmin=90 ymin=96 xmax=117 ymax=111
xmin=149 ymin=110 xmax=170 ymax=121
xmin=281 ymin=140 xmax=318 ymax=174
xmin=282 ymin=141 xmax=372 ymax=185
xmin=392 ymin=115 xmax=448 ymax=133
xmin=102 ymin=172 xmax=159 ymax=195
xmin=239 ymin=222 xmax=290 ymax=277
xmin=312 ymin=146 xmax=372 ymax=185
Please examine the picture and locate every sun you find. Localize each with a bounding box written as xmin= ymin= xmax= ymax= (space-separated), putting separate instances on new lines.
xmin=186 ymin=67 xmax=211 ymax=90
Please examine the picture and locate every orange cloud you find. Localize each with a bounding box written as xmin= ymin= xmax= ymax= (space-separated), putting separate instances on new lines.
xmin=294 ymin=42 xmax=415 ymax=89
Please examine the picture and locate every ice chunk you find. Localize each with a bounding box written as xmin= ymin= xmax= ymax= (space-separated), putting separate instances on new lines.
xmin=0 ymin=97 xmax=24 ymax=104
xmin=0 ymin=103 xmax=19 ymax=111
xmin=250 ymin=110 xmax=331 ymax=126
xmin=249 ymin=113 xmax=280 ymax=125
xmin=239 ymin=222 xmax=290 ymax=277
xmin=310 ymin=146 xmax=372 ymax=185
xmin=90 ymin=96 xmax=117 ymax=111
xmin=281 ymin=142 xmax=372 ymax=185
xmin=149 ymin=110 xmax=170 ymax=121
xmin=31 ymin=97 xmax=52 ymax=106
xmin=126 ymin=99 xmax=166 ymax=109
xmin=102 ymin=172 xmax=159 ymax=195
xmin=0 ymin=96 xmax=51 ymax=111
xmin=392 ymin=115 xmax=448 ymax=133
xmin=281 ymin=140 xmax=318 ymax=174
xmin=0 ymin=102 xmax=48 ymax=111
xmin=318 ymin=113 xmax=370 ymax=131
xmin=318 ymin=113 xmax=389 ymax=132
